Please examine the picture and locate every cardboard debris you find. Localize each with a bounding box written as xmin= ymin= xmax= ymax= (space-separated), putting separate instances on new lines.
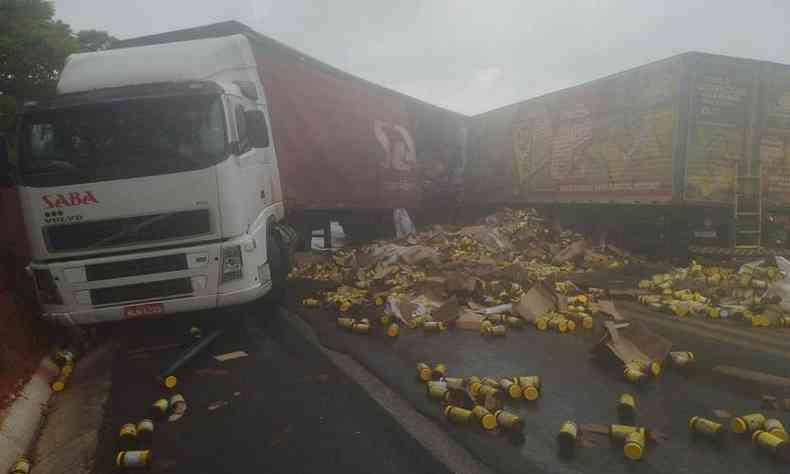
xmin=444 ymin=271 xmax=477 ymax=294
xmin=214 ymin=351 xmax=249 ymax=362
xmin=433 ymin=297 xmax=462 ymax=324
xmin=593 ymin=320 xmax=672 ymax=366
xmin=592 ymin=300 xmax=624 ymax=321
xmin=515 ymin=284 xmax=556 ymax=322
xmin=456 ymin=310 xmax=485 ymax=331
xmin=554 ymin=240 xmax=587 ymax=263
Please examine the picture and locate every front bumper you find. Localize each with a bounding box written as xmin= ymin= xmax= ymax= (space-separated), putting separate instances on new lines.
xmin=36 ymin=236 xmax=271 ymax=326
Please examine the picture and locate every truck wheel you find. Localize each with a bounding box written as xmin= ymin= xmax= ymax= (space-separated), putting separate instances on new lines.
xmin=265 ymin=229 xmax=287 ymax=303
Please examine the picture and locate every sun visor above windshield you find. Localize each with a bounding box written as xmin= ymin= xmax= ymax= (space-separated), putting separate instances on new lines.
xmin=58 ymin=34 xmax=257 ymax=94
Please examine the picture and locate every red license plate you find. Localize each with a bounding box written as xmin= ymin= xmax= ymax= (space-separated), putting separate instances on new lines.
xmin=124 ymin=303 xmax=164 ymax=319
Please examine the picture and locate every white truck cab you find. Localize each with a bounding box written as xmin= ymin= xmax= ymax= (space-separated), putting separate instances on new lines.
xmin=9 ymin=35 xmax=288 ymax=325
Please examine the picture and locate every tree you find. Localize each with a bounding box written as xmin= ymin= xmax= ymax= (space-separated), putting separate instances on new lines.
xmin=0 ymin=0 xmax=79 ymax=102
xmin=77 ymin=29 xmax=117 ymax=52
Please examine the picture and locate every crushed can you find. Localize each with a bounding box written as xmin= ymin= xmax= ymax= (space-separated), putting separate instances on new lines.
xmin=689 ymin=416 xmax=727 ymax=445
xmin=669 ymin=351 xmax=694 ymax=367
xmin=9 ymin=457 xmax=31 ymax=474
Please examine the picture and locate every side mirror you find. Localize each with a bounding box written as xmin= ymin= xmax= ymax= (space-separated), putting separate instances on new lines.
xmin=0 ymin=136 xmax=12 ymax=187
xmin=245 ymin=110 xmax=270 ymax=148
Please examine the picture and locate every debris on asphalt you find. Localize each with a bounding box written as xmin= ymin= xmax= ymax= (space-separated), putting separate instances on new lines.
xmin=557 ymin=420 xmax=580 ymax=458
xmin=116 ymin=450 xmax=152 ymax=469
xmin=593 ymin=321 xmax=671 ymax=384
xmin=137 ymin=419 xmax=154 ymax=446
xmin=213 ymin=350 xmax=249 ymax=362
xmin=689 ymin=416 xmax=728 ymax=444
xmin=207 ymin=400 xmax=229 ymax=411
xmin=618 ymin=393 xmax=636 ymax=424
xmin=752 ymin=430 xmax=790 ymax=462
xmin=151 ymin=398 xmax=169 ymax=420
xmin=9 ymin=457 xmax=31 ymax=474
xmin=168 ymin=393 xmax=187 ymax=422
xmin=158 ymin=329 xmax=223 ymax=385
xmin=730 ymin=413 xmax=766 ymax=435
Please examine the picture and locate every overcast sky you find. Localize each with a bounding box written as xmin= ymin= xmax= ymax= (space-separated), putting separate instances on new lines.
xmin=54 ymin=0 xmax=790 ymax=115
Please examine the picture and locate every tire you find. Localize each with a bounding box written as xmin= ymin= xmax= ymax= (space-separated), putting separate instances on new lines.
xmin=265 ymin=228 xmax=287 ymax=303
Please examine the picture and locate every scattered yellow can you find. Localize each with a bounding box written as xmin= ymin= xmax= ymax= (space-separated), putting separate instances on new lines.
xmin=499 ymin=378 xmax=522 ymax=399
xmin=618 ymin=393 xmax=636 ymax=423
xmin=423 ymin=321 xmax=446 ymax=332
xmin=609 ymin=424 xmax=643 ymax=442
xmin=764 ymin=419 xmax=788 ymax=441
xmin=534 ymin=316 xmax=549 ymax=331
xmin=432 ymin=363 xmax=447 ymax=380
xmin=506 ymin=316 xmax=524 ymax=328
xmin=119 ymin=423 xmax=137 ymax=449
xmin=416 ymin=362 xmax=432 ymax=382
xmin=487 ymin=325 xmax=507 ymax=336
xmin=386 ymin=323 xmax=399 ymax=337
xmin=752 ymin=430 xmax=790 ymax=461
xmin=623 ymin=363 xmax=646 ymax=384
xmin=557 ymin=421 xmax=579 ymax=458
xmin=336 ymin=317 xmax=354 ymax=330
xmin=516 ymin=376 xmax=540 ymax=401
xmin=380 ymin=314 xmax=392 ymax=325
xmin=444 ymin=405 xmax=473 ymax=425
xmin=116 ymin=450 xmax=152 ymax=469
xmin=9 ymin=457 xmax=31 ymax=474
xmin=472 ymin=405 xmax=498 ymax=430
xmin=427 ymin=381 xmax=449 ymax=400
xmin=624 ymin=428 xmax=646 ymax=460
xmin=443 ymin=377 xmax=465 ymax=390
xmin=151 ymin=398 xmax=169 ymax=419
xmin=669 ymin=351 xmax=694 ymax=367
xmin=352 ymin=322 xmax=370 ymax=334
xmin=136 ymin=419 xmax=154 ymax=445
xmin=731 ymin=413 xmax=766 ymax=434
xmin=163 ymin=375 xmax=178 ymax=389
xmin=479 ymin=320 xmax=493 ymax=335
xmin=494 ymin=409 xmax=523 ymax=431
xmin=689 ymin=416 xmax=726 ymax=444
xmin=481 ymin=378 xmax=501 ymax=388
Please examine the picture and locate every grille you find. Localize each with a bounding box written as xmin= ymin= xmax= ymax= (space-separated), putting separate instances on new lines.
xmin=85 ymin=254 xmax=188 ymax=281
xmin=45 ymin=209 xmax=211 ymax=252
xmin=90 ymin=278 xmax=192 ymax=306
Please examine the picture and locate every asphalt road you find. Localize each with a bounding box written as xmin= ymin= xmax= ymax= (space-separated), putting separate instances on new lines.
xmin=90 ymin=301 xmax=450 ymax=474
xmin=287 ymin=279 xmax=790 ymax=474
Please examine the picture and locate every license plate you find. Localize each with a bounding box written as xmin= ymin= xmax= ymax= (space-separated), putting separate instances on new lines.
xmin=124 ymin=303 xmax=164 ymax=319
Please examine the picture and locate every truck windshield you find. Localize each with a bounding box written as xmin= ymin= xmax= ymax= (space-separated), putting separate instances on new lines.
xmin=19 ymin=94 xmax=227 ymax=186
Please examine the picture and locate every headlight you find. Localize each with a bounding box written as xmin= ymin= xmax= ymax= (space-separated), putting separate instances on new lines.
xmin=33 ymin=269 xmax=62 ymax=305
xmin=221 ymin=245 xmax=243 ymax=283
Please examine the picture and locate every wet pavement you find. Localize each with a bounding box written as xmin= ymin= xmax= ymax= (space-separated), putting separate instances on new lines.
xmin=91 ymin=301 xmax=450 ymax=474
xmin=287 ymin=280 xmax=790 ymax=474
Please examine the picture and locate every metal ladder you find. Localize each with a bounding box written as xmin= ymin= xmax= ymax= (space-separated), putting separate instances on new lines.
xmin=733 ymin=168 xmax=762 ymax=249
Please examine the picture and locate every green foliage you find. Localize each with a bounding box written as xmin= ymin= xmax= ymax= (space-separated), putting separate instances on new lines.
xmin=77 ymin=29 xmax=118 ymax=52
xmin=0 ymin=0 xmax=79 ymax=101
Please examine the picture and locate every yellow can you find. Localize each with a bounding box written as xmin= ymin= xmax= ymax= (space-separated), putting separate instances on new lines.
xmin=494 ymin=409 xmax=523 ymax=431
xmin=444 ymin=405 xmax=473 ymax=425
xmin=136 ymin=419 xmax=154 ymax=445
xmin=624 ymin=428 xmax=646 ymax=460
xmin=116 ymin=450 xmax=152 ymax=469
xmin=499 ymin=378 xmax=522 ymax=399
xmin=443 ymin=377 xmax=465 ymax=390
xmin=481 ymin=377 xmax=501 ymax=388
xmin=485 ymin=314 xmax=506 ymax=324
xmin=163 ymin=375 xmax=178 ymax=389
xmin=9 ymin=457 xmax=31 ymax=474
xmin=566 ymin=320 xmax=577 ymax=332
xmin=516 ymin=376 xmax=540 ymax=401
xmin=764 ymin=419 xmax=788 ymax=441
xmin=423 ymin=321 xmax=446 ymax=332
xmin=689 ymin=416 xmax=726 ymax=443
xmin=752 ymin=430 xmax=790 ymax=460
xmin=336 ymin=317 xmax=355 ymax=329
xmin=609 ymin=424 xmax=642 ymax=442
xmin=472 ymin=405 xmax=498 ymax=430
xmin=61 ymin=362 xmax=74 ymax=377
xmin=380 ymin=314 xmax=392 ymax=325
xmin=534 ymin=316 xmax=549 ymax=331
xmin=479 ymin=320 xmax=493 ymax=335
xmin=669 ymin=351 xmax=694 ymax=367
xmin=731 ymin=413 xmax=766 ymax=434
xmin=416 ymin=362 xmax=432 ymax=382
xmin=506 ymin=316 xmax=524 ymax=328
xmin=557 ymin=421 xmax=579 ymax=458
xmin=151 ymin=398 xmax=169 ymax=419
xmin=352 ymin=322 xmax=371 ymax=334
xmin=51 ymin=374 xmax=69 ymax=392
xmin=623 ymin=363 xmax=646 ymax=384
xmin=427 ymin=381 xmax=449 ymax=400
xmin=487 ymin=324 xmax=507 ymax=336
xmin=432 ymin=363 xmax=447 ymax=380
xmin=618 ymin=393 xmax=636 ymax=423
xmin=119 ymin=423 xmax=137 ymax=449
xmin=582 ymin=315 xmax=594 ymax=329
xmin=386 ymin=323 xmax=399 ymax=337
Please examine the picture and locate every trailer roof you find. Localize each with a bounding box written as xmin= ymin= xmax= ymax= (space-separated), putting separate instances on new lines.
xmin=113 ymin=21 xmax=466 ymax=120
